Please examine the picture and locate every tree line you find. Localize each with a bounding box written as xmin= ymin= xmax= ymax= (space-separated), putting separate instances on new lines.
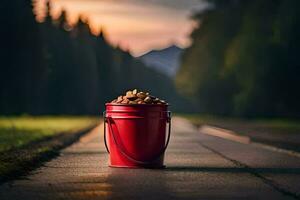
xmin=176 ymin=0 xmax=300 ymax=118
xmin=0 ymin=0 xmax=188 ymax=115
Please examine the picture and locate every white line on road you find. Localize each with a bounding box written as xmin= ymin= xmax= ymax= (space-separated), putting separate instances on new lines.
xmin=200 ymin=125 xmax=251 ymax=144
xmin=251 ymin=142 xmax=300 ymax=158
xmin=199 ymin=125 xmax=300 ymax=158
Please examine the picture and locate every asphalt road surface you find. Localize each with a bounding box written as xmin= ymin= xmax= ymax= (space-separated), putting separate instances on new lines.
xmin=0 ymin=117 xmax=299 ymax=200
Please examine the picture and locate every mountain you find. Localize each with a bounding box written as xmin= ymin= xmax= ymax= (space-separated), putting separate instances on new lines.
xmin=0 ymin=1 xmax=189 ymax=115
xmin=138 ymin=45 xmax=183 ymax=77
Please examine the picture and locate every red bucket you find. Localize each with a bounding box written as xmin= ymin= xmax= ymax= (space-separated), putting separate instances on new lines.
xmin=103 ymin=103 xmax=171 ymax=168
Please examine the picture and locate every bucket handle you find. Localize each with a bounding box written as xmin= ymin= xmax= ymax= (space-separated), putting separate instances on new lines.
xmin=103 ymin=111 xmax=171 ymax=165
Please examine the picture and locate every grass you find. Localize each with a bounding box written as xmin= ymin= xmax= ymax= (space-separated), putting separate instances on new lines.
xmin=0 ymin=116 xmax=99 ymax=152
xmin=0 ymin=116 xmax=100 ymax=183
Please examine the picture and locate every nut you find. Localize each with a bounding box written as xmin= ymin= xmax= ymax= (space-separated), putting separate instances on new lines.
xmin=129 ymin=101 xmax=137 ymax=104
xmin=127 ymin=95 xmax=137 ymax=100
xmin=149 ymin=95 xmax=156 ymax=99
xmin=109 ymin=90 xmax=168 ymax=105
xmin=116 ymin=96 xmax=123 ymax=103
xmin=153 ymin=98 xmax=160 ymax=102
xmin=134 ymin=98 xmax=143 ymax=102
xmin=137 ymin=92 xmax=147 ymax=99
xmin=121 ymin=99 xmax=129 ymax=104
xmin=126 ymin=91 xmax=138 ymax=100
xmin=144 ymin=96 xmax=152 ymax=103
xmin=160 ymin=100 xmax=166 ymax=104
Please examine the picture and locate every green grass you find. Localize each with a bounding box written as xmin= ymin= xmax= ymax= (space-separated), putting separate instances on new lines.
xmin=0 ymin=116 xmax=99 ymax=152
xmin=0 ymin=116 xmax=100 ymax=182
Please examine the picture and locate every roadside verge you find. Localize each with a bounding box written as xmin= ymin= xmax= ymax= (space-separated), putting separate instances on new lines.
xmin=0 ymin=124 xmax=98 ymax=184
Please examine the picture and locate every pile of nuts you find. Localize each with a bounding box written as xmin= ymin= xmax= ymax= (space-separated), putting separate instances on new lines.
xmin=110 ymin=89 xmax=167 ymax=105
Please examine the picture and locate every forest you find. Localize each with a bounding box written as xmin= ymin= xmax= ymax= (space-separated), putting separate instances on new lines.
xmin=0 ymin=0 xmax=187 ymax=115
xmin=176 ymin=0 xmax=300 ymax=118
xmin=1 ymin=0 xmax=300 ymax=118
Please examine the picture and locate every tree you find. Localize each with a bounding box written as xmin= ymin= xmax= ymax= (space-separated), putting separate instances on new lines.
xmin=176 ymin=1 xmax=243 ymax=115
xmin=0 ymin=0 xmax=43 ymax=114
xmin=0 ymin=0 xmax=189 ymax=115
xmin=176 ymin=0 xmax=300 ymax=117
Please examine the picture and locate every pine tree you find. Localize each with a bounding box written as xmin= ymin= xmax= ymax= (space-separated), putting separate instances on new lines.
xmin=0 ymin=0 xmax=43 ymax=114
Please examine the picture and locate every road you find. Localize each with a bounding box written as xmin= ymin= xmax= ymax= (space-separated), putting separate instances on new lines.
xmin=0 ymin=117 xmax=299 ymax=199
xmin=199 ymin=121 xmax=300 ymax=152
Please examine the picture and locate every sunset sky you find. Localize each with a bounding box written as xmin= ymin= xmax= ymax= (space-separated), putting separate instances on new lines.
xmin=34 ymin=0 xmax=211 ymax=56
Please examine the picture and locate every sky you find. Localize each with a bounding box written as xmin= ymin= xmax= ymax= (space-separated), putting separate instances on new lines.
xmin=34 ymin=0 xmax=211 ymax=56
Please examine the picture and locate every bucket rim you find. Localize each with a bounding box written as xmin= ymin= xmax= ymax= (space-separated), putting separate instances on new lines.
xmin=105 ymin=103 xmax=169 ymax=106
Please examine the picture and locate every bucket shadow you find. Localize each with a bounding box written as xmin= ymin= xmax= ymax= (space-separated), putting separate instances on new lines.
xmin=164 ymin=166 xmax=300 ymax=174
xmin=105 ymin=167 xmax=173 ymax=200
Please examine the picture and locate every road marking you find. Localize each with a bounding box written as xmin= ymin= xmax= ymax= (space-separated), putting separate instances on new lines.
xmin=252 ymin=142 xmax=300 ymax=158
xmin=200 ymin=125 xmax=251 ymax=144
xmin=199 ymin=125 xmax=300 ymax=158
